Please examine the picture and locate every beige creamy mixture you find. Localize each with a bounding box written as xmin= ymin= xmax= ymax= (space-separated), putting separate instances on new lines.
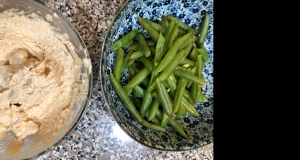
xmin=0 ymin=9 xmax=82 ymax=141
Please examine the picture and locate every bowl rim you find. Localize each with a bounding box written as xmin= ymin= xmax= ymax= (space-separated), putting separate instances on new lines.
xmin=0 ymin=0 xmax=93 ymax=159
xmin=99 ymin=0 xmax=213 ymax=151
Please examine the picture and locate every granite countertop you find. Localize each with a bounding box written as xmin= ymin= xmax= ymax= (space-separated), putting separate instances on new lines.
xmin=34 ymin=0 xmax=213 ymax=159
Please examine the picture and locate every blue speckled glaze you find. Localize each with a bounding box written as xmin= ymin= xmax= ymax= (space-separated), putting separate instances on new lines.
xmin=101 ymin=0 xmax=213 ymax=151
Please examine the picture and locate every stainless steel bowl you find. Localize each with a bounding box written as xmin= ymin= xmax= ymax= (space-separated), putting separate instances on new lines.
xmin=0 ymin=0 xmax=92 ymax=159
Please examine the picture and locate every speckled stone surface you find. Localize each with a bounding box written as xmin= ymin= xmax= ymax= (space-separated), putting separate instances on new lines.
xmin=33 ymin=0 xmax=213 ymax=159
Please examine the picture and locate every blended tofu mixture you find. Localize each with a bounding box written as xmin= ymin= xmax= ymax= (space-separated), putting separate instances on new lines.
xmin=0 ymin=9 xmax=81 ymax=140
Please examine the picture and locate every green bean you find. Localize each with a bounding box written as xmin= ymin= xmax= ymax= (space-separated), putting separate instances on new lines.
xmin=137 ymin=56 xmax=153 ymax=71
xmin=176 ymin=104 xmax=186 ymax=118
xmin=146 ymin=40 xmax=156 ymax=47
xmin=109 ymin=75 xmax=143 ymax=122
xmin=122 ymin=51 xmax=133 ymax=73
xmin=199 ymin=87 xmax=207 ymax=102
xmin=154 ymin=32 xmax=193 ymax=74
xmin=177 ymin=29 xmax=187 ymax=37
xmin=130 ymin=49 xmax=144 ymax=59
xmin=144 ymin=18 xmax=166 ymax=34
xmin=155 ymin=109 xmax=187 ymax=138
xmin=137 ymin=33 xmax=151 ymax=57
xmin=141 ymin=77 xmax=150 ymax=86
xmin=165 ymin=75 xmax=177 ymax=92
xmin=140 ymin=119 xmax=165 ymax=132
xmin=113 ymin=48 xmax=124 ymax=81
xmin=181 ymin=96 xmax=199 ymax=117
xmin=196 ymin=45 xmax=210 ymax=63
xmin=124 ymin=67 xmax=151 ymax=95
xmin=196 ymin=13 xmax=210 ymax=46
xmin=163 ymin=18 xmax=177 ymax=54
xmin=155 ymin=33 xmax=166 ymax=64
xmin=110 ymin=29 xmax=139 ymax=51
xmin=182 ymin=40 xmax=193 ymax=58
xmin=150 ymin=116 xmax=162 ymax=125
xmin=140 ymin=90 xmax=153 ymax=117
xmin=185 ymin=67 xmax=195 ymax=89
xmin=160 ymin=16 xmax=169 ymax=28
xmin=127 ymin=42 xmax=140 ymax=51
xmin=173 ymin=78 xmax=188 ymax=113
xmin=156 ymin=49 xmax=187 ymax=82
xmin=155 ymin=79 xmax=173 ymax=117
xmin=147 ymin=98 xmax=160 ymax=121
xmin=166 ymin=22 xmax=179 ymax=51
xmin=195 ymin=54 xmax=204 ymax=103
xmin=123 ymin=40 xmax=134 ymax=48
xmin=149 ymin=53 xmax=184 ymax=92
xmin=183 ymin=89 xmax=194 ymax=104
xmin=166 ymin=14 xmax=196 ymax=34
xmin=190 ymin=83 xmax=197 ymax=104
xmin=133 ymin=85 xmax=145 ymax=97
xmin=111 ymin=75 xmax=166 ymax=132
xmin=137 ymin=16 xmax=159 ymax=42
xmin=173 ymin=68 xmax=206 ymax=87
xmin=179 ymin=58 xmax=195 ymax=68
xmin=161 ymin=111 xmax=169 ymax=127
xmin=176 ymin=65 xmax=190 ymax=70
xmin=189 ymin=48 xmax=198 ymax=61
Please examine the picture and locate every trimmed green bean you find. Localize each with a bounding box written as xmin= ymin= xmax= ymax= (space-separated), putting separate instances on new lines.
xmin=137 ymin=56 xmax=153 ymax=71
xmin=173 ymin=68 xmax=206 ymax=87
xmin=124 ymin=67 xmax=151 ymax=95
xmin=163 ymin=18 xmax=177 ymax=54
xmin=137 ymin=33 xmax=151 ymax=57
xmin=122 ymin=51 xmax=133 ymax=73
xmin=147 ymin=98 xmax=160 ymax=121
xmin=166 ymin=22 xmax=179 ymax=51
xmin=196 ymin=45 xmax=210 ymax=63
xmin=113 ymin=48 xmax=124 ymax=81
xmin=140 ymin=119 xmax=165 ymax=132
xmin=155 ymin=79 xmax=173 ymax=117
xmin=181 ymin=97 xmax=199 ymax=117
xmin=146 ymin=40 xmax=156 ymax=47
xmin=165 ymin=75 xmax=177 ymax=92
xmin=161 ymin=112 xmax=169 ymax=127
xmin=110 ymin=29 xmax=139 ymax=51
xmin=140 ymin=90 xmax=153 ymax=118
xmin=160 ymin=16 xmax=169 ymax=28
xmin=130 ymin=49 xmax=144 ymax=59
xmin=179 ymin=58 xmax=195 ymax=68
xmin=155 ymin=33 xmax=166 ymax=64
xmin=195 ymin=54 xmax=204 ymax=103
xmin=156 ymin=49 xmax=186 ymax=82
xmin=166 ymin=14 xmax=196 ymax=34
xmin=190 ymin=83 xmax=197 ymax=104
xmin=123 ymin=40 xmax=134 ymax=48
xmin=109 ymin=75 xmax=143 ymax=122
xmin=185 ymin=67 xmax=195 ymax=89
xmin=196 ymin=13 xmax=210 ymax=46
xmin=199 ymin=87 xmax=207 ymax=102
xmin=137 ymin=16 xmax=159 ymax=42
xmin=127 ymin=42 xmax=140 ymax=51
xmin=154 ymin=32 xmax=193 ymax=74
xmin=150 ymin=116 xmax=162 ymax=125
xmin=133 ymin=85 xmax=145 ymax=97
xmin=144 ymin=18 xmax=166 ymax=34
xmin=176 ymin=104 xmax=186 ymax=118
xmin=155 ymin=109 xmax=187 ymax=138
xmin=183 ymin=89 xmax=194 ymax=104
xmin=189 ymin=48 xmax=198 ymax=61
xmin=173 ymin=78 xmax=188 ymax=113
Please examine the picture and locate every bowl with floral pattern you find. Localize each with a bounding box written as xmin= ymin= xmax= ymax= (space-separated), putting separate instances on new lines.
xmin=101 ymin=0 xmax=213 ymax=151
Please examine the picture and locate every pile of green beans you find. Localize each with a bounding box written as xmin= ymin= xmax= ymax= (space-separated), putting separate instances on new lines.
xmin=109 ymin=14 xmax=210 ymax=138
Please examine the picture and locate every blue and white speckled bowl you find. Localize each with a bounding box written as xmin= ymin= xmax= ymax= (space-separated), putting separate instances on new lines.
xmin=101 ymin=0 xmax=213 ymax=151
